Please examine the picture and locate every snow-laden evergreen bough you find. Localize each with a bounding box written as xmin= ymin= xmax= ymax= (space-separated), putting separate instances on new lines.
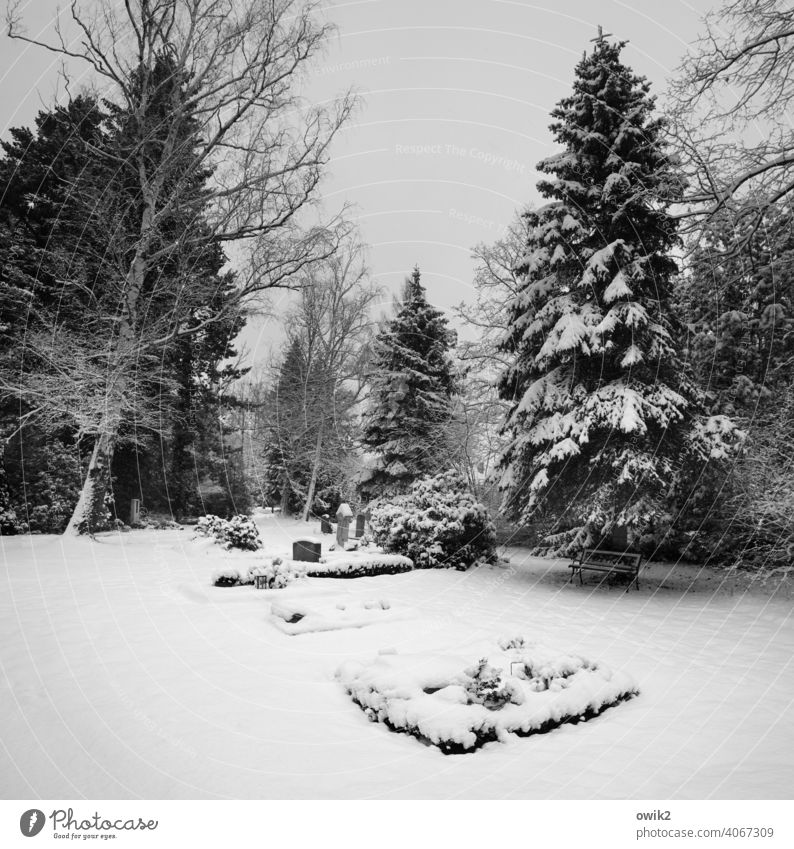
xmin=337 ymin=636 xmax=638 ymax=753
xmin=497 ymin=36 xmax=743 ymax=553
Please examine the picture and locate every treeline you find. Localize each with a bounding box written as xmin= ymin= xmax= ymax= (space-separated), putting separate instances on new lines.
xmin=1 ymin=0 xmax=351 ymax=533
xmin=0 ymin=94 xmax=248 ymax=531
xmin=1 ymin=0 xmax=792 ymax=575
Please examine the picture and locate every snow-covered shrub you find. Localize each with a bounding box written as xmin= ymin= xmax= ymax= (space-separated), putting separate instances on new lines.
xmin=0 ymin=501 xmax=25 ymax=535
xmin=196 ymin=513 xmax=262 ymax=551
xmin=306 ymin=553 xmax=413 ymax=578
xmin=212 ymin=566 xmax=242 ymax=587
xmin=222 ymin=515 xmax=262 ymax=551
xmin=2 ymin=437 xmax=82 ymax=533
xmin=368 ymin=470 xmax=497 ymax=569
xmin=196 ymin=514 xmax=226 ymax=538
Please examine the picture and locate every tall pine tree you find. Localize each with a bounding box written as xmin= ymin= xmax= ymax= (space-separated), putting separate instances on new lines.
xmin=360 ymin=267 xmax=457 ymax=498
xmin=498 ymin=33 xmax=739 ymax=552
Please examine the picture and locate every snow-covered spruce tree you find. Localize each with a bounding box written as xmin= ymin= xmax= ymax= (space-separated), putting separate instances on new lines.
xmin=497 ymin=34 xmax=741 ymax=554
xmin=360 ymin=267 xmax=457 ymax=497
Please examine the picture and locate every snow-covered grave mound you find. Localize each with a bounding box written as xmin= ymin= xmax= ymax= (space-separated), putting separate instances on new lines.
xmin=211 ymin=558 xmax=306 ymax=588
xmin=305 ymin=551 xmax=413 ymax=578
xmin=336 ymin=637 xmax=639 ymax=754
xmin=270 ymin=598 xmax=403 ymax=635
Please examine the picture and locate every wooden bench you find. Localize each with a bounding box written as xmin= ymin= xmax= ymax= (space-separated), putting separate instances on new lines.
xmin=569 ymin=548 xmax=642 ymax=591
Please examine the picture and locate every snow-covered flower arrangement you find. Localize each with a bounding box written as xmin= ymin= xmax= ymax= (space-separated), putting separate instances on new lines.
xmin=462 ymin=658 xmax=523 ymax=710
xmin=195 ymin=513 xmax=262 ymax=551
xmin=247 ymin=558 xmax=306 ymax=588
xmin=212 ymin=557 xmax=306 ymax=588
xmin=368 ymin=470 xmax=497 ymax=569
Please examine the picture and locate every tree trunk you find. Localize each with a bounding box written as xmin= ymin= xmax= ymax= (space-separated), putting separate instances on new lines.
xmin=64 ymin=240 xmax=147 ymax=535
xmin=66 ymin=427 xmax=115 ymax=535
xmin=302 ymin=416 xmax=325 ymax=522
xmin=280 ymin=470 xmax=292 ymax=515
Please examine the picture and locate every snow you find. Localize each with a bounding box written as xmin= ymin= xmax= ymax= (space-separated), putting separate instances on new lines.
xmin=618 ymin=386 xmax=646 ymax=434
xmin=620 ymin=344 xmax=643 ymax=368
xmin=1 ymin=512 xmax=793 ymax=799
xmin=603 ymin=269 xmax=633 ymax=303
xmin=271 ymin=598 xmax=404 ymax=635
xmin=581 ymin=240 xmax=627 ymax=288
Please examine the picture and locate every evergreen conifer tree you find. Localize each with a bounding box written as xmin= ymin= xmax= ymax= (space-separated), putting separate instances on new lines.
xmin=498 ymin=33 xmax=739 ymax=551
xmin=264 ymin=338 xmax=309 ymax=514
xmin=678 ymin=208 xmax=794 ymax=417
xmin=361 ymin=267 xmax=457 ymax=497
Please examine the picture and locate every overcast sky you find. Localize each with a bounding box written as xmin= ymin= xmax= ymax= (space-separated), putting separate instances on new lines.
xmin=0 ymin=0 xmax=713 ymax=366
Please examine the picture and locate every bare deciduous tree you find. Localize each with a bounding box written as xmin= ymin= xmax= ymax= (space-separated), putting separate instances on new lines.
xmin=451 ymin=211 xmax=530 ymax=496
xmin=2 ymin=0 xmax=353 ymax=533
xmin=669 ymin=0 xmax=794 ymax=243
xmin=287 ymin=237 xmax=380 ymax=520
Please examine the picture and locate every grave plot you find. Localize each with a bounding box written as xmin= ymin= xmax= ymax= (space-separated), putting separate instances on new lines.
xmin=305 ymin=551 xmax=413 ymax=578
xmin=336 ymin=636 xmax=639 ymax=753
xmin=269 ymin=597 xmax=404 ymax=635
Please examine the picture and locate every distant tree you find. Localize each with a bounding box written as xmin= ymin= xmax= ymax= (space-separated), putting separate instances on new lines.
xmin=290 ymin=242 xmax=379 ymax=519
xmin=262 ymin=240 xmax=378 ymax=517
xmin=164 ymin=275 xmax=248 ymax=519
xmin=263 ymin=338 xmax=312 ymax=515
xmin=452 ymin=211 xmax=531 ymax=498
xmin=678 ymin=208 xmax=794 ymax=416
xmin=497 ymin=34 xmax=741 ymax=553
xmin=360 ymin=267 xmax=457 ymax=498
xmin=674 ymin=208 xmax=794 ymax=570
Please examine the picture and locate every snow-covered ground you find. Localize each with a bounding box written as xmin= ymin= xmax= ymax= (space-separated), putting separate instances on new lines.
xmin=1 ymin=512 xmax=792 ymax=799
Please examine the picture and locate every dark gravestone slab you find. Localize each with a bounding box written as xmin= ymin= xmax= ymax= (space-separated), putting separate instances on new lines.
xmin=293 ymin=539 xmax=321 ymax=563
xmin=320 ymin=515 xmax=333 ymax=534
xmin=354 ymin=514 xmax=366 ymax=537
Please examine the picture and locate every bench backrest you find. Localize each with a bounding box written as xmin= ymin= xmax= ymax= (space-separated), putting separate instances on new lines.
xmin=579 ymin=548 xmax=641 ymax=568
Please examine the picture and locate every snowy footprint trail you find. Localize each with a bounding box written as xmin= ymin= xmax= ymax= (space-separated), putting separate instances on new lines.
xmin=1 ymin=517 xmax=793 ymax=799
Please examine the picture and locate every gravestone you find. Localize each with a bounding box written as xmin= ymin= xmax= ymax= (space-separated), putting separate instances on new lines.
xmin=354 ymin=514 xmax=366 ymax=538
xmin=129 ymin=498 xmax=141 ymax=526
xmin=293 ymin=539 xmax=321 ymax=563
xmin=336 ymin=503 xmax=353 ymax=546
xmin=320 ymin=514 xmax=333 ymax=534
